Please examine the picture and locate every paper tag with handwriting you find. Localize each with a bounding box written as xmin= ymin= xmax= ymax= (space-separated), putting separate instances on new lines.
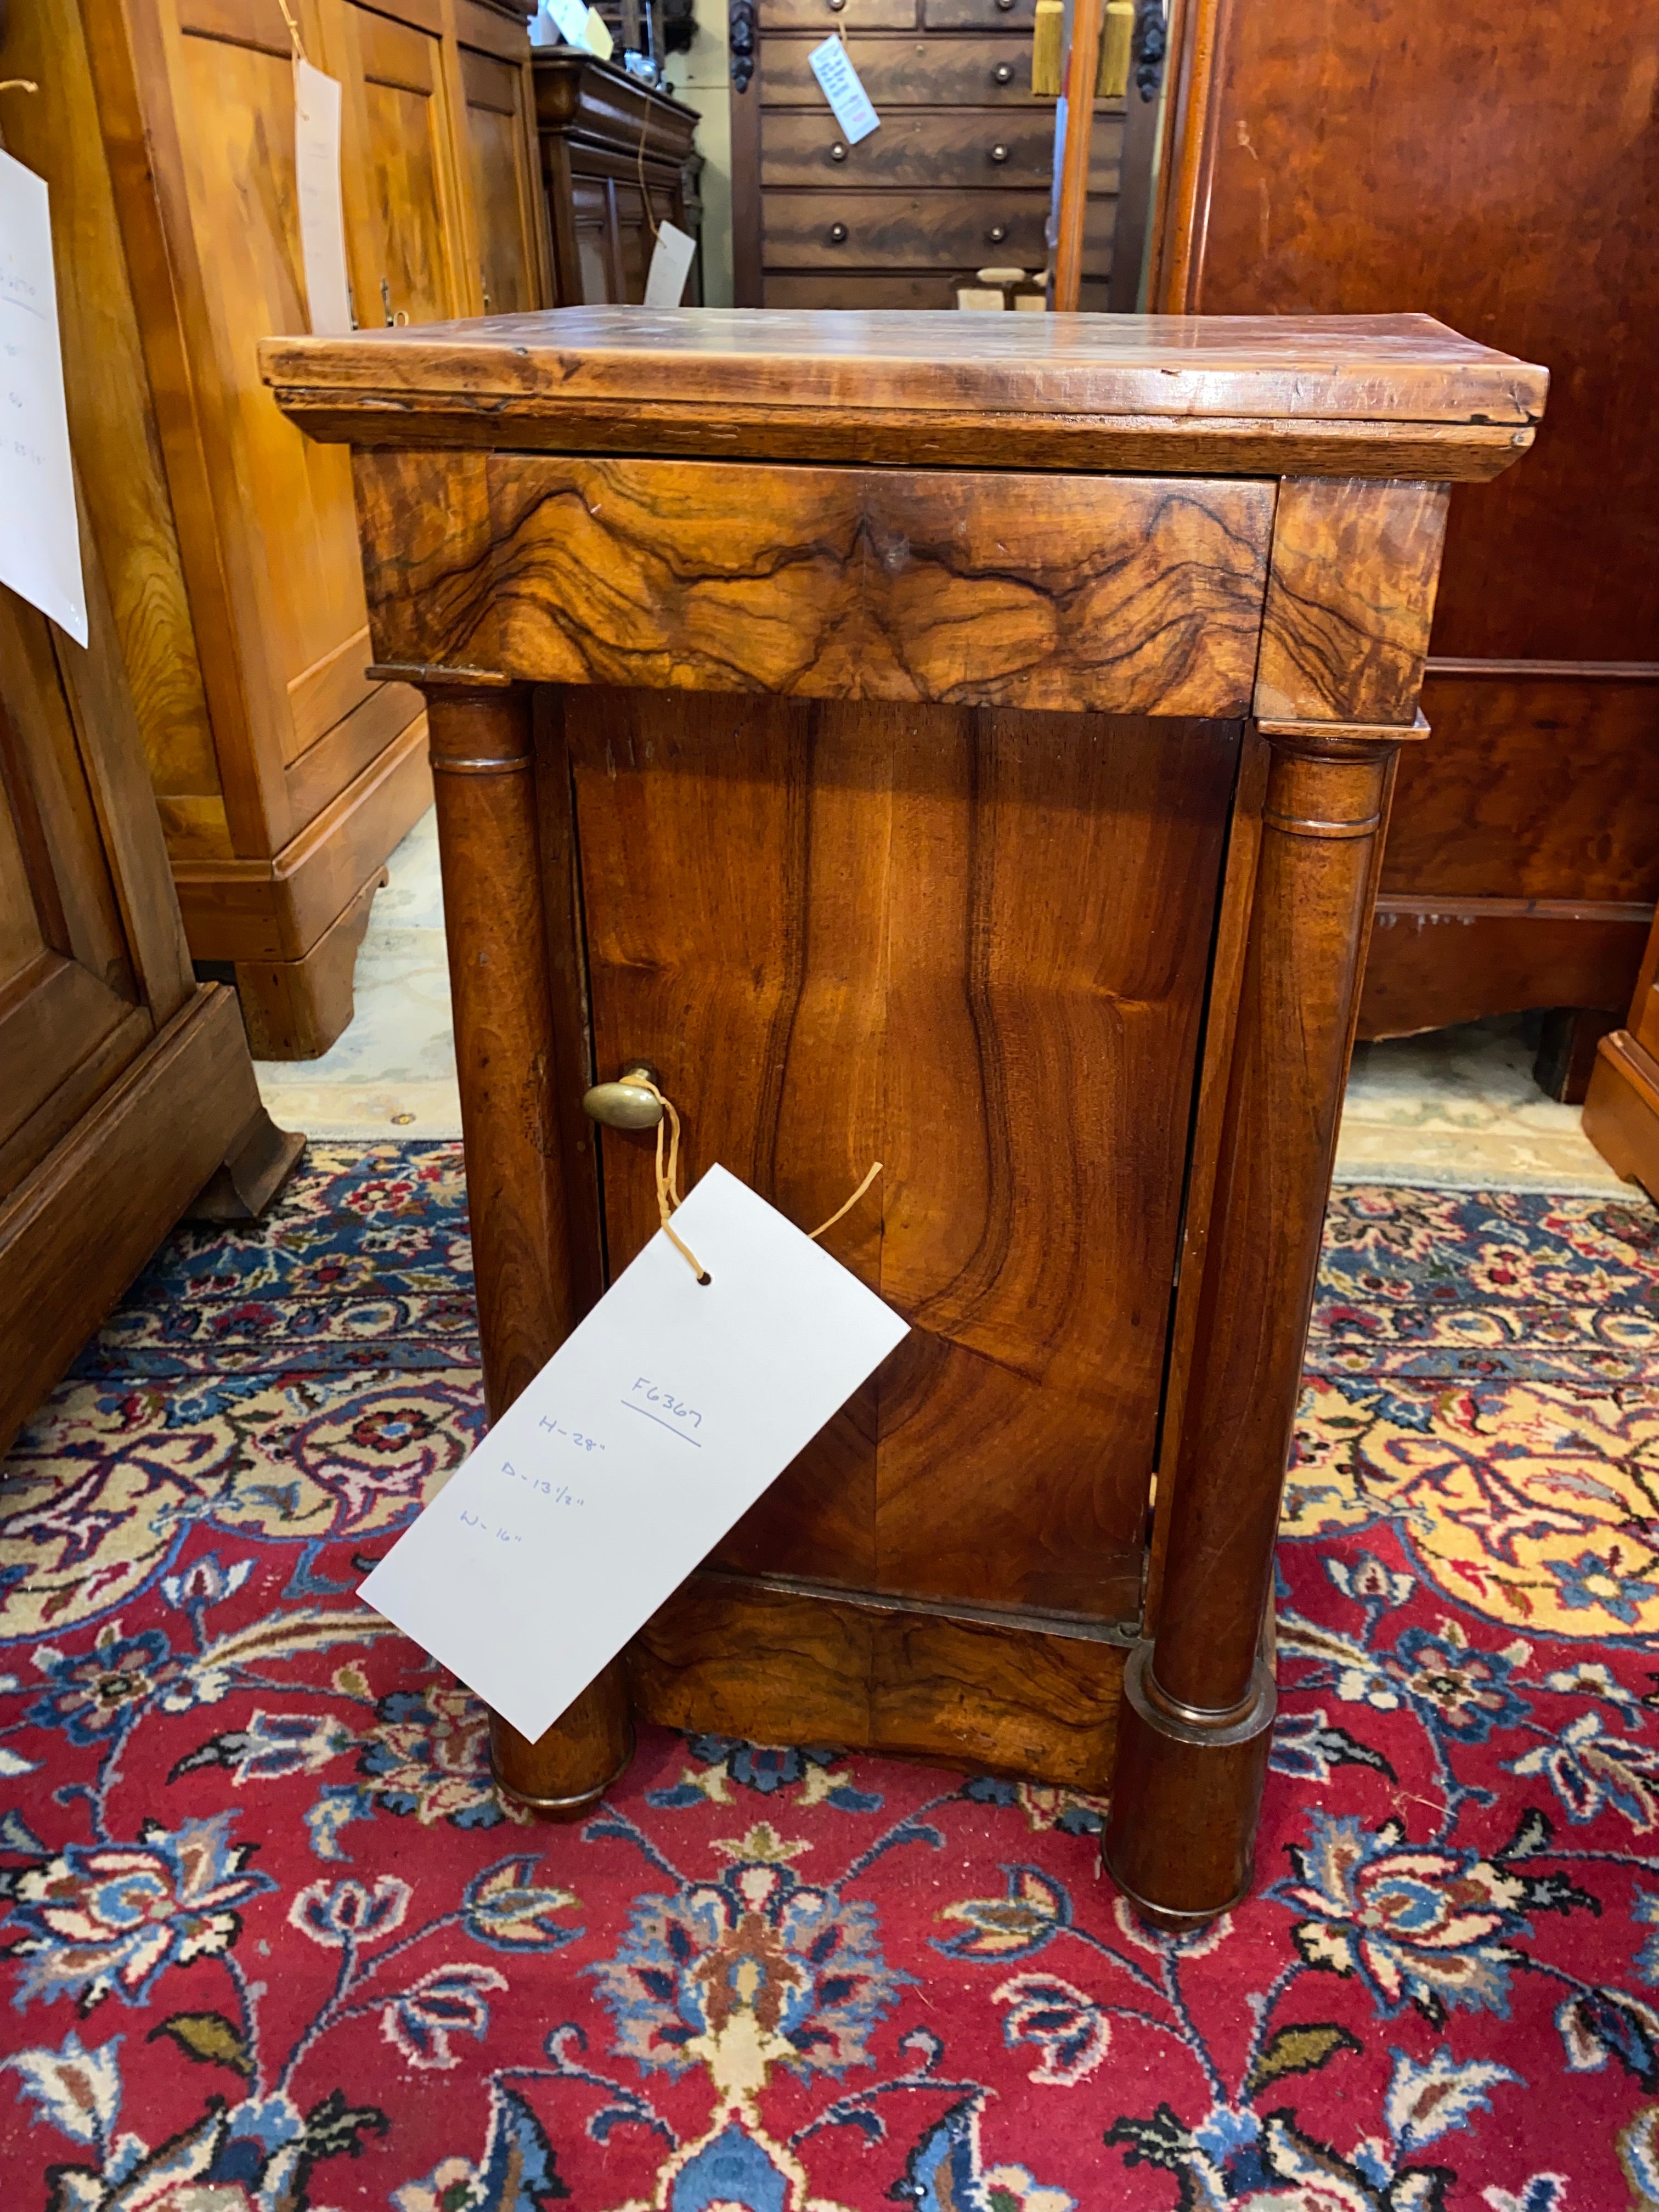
xmin=0 ymin=152 xmax=87 ymax=647
xmin=808 ymin=35 xmax=880 ymax=145
xmin=643 ymin=219 xmax=697 ymax=307
xmin=359 ymin=1165 xmax=907 ymax=1741
xmin=294 ymin=60 xmax=353 ymax=335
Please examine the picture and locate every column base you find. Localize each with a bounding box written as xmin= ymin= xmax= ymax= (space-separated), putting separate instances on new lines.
xmin=1102 ymin=1642 xmax=1276 ymax=1922
xmin=488 ymin=1658 xmax=634 ymax=1821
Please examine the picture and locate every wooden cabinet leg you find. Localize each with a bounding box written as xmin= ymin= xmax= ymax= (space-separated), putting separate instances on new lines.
xmin=490 ymin=1660 xmax=634 ymax=1817
xmin=186 ymin=1105 xmax=306 ymax=1223
xmin=1104 ymin=728 xmax=1402 ymax=1921
xmin=425 ymin=681 xmax=632 ymax=1808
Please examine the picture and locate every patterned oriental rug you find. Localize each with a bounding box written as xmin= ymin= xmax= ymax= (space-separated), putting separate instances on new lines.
xmin=4 ymin=1148 xmax=1659 ymax=2211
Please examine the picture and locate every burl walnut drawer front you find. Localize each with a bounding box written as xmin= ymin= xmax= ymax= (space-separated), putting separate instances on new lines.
xmin=761 ymin=108 xmax=1121 ymax=191
xmin=759 ymin=32 xmax=1036 ymax=103
xmin=483 ymin=458 xmax=1273 ymax=716
xmin=765 ymin=188 xmax=1048 ymax=270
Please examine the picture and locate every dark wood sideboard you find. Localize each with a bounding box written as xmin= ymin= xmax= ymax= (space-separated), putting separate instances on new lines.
xmin=534 ymin=52 xmax=703 ymax=305
xmin=262 ymin=307 xmax=1543 ymax=1922
xmin=729 ymin=0 xmax=1122 ymax=308
xmin=1143 ymin=0 xmax=1659 ymax=1098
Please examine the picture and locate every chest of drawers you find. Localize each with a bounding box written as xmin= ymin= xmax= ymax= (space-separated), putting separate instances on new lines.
xmin=732 ymin=0 xmax=1121 ymax=305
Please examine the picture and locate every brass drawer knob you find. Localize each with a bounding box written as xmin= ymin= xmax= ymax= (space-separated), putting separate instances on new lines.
xmin=987 ymin=222 xmax=1009 ymax=242
xmin=830 ymin=140 xmax=848 ymax=160
xmin=992 ymin=60 xmax=1013 ymax=82
xmin=990 ymin=142 xmax=1008 ymax=162
xmin=997 ymin=0 xmax=1015 ymax=10
xmin=582 ymin=1060 xmax=664 ymax=1130
xmin=828 ymin=221 xmax=849 ymax=242
xmin=828 ymin=0 xmax=845 ymax=10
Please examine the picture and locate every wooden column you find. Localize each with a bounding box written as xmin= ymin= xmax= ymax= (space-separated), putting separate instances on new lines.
xmin=424 ymin=681 xmax=632 ymax=1816
xmin=1104 ymin=475 xmax=1444 ymax=1921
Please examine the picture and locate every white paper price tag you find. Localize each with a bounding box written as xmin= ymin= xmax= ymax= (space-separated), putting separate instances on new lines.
xmin=584 ymin=5 xmax=614 ymax=58
xmin=808 ymin=35 xmax=880 ymax=146
xmin=359 ymin=1166 xmax=908 ymax=1741
xmin=539 ymin=0 xmax=606 ymax=49
xmin=294 ymin=60 xmax=353 ymax=335
xmin=643 ymin=220 xmax=697 ymax=307
xmin=0 ymin=153 xmax=87 ymax=648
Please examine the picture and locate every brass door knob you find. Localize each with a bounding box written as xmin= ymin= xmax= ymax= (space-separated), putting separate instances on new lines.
xmin=828 ymin=221 xmax=849 ymax=242
xmin=830 ymin=140 xmax=848 ymax=160
xmin=582 ymin=1061 xmax=664 ymax=1129
xmin=992 ymin=60 xmax=1013 ymax=82
xmin=990 ymin=143 xmax=1009 ymax=162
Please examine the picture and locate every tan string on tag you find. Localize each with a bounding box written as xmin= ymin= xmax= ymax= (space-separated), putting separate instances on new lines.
xmin=633 ymin=1079 xmax=882 ymax=1282
xmin=276 ymin=0 xmax=307 ymax=63
xmin=634 ymin=1079 xmax=708 ymax=1282
xmin=808 ymin=1160 xmax=883 ymax=1242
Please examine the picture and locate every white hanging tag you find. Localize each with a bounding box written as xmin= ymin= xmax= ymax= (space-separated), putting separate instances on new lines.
xmin=294 ymin=60 xmax=353 ymax=334
xmin=0 ymin=151 xmax=87 ymax=647
xmin=808 ymin=35 xmax=881 ymax=145
xmin=643 ymin=219 xmax=697 ymax=307
xmin=359 ymin=1166 xmax=907 ymax=1742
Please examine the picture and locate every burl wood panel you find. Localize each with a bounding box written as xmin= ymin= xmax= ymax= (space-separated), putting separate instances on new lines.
xmin=565 ymin=688 xmax=1237 ymax=1624
xmin=1379 ymin=674 xmax=1659 ymax=903
xmin=1167 ymin=0 xmax=1652 ymax=663
xmin=369 ymin=456 xmax=1273 ymax=717
xmin=1254 ymin=479 xmax=1449 ymax=726
xmin=632 ymin=1576 xmax=1126 ymax=1788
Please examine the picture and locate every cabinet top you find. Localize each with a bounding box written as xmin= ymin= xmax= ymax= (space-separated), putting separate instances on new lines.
xmin=261 ymin=308 xmax=1546 ymax=481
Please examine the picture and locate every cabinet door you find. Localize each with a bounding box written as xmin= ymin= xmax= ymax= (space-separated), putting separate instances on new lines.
xmin=569 ymin=174 xmax=617 ymax=302
xmin=569 ymin=692 xmax=1236 ymax=1623
xmin=337 ymin=0 xmax=465 ymax=326
xmin=0 ymin=590 xmax=147 ymax=1198
xmin=459 ymin=45 xmax=541 ymax=313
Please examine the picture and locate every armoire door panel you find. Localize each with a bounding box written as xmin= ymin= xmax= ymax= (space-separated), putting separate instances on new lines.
xmin=567 ymin=689 xmax=1234 ymax=1620
xmin=172 ymin=9 xmax=374 ymax=762
xmin=341 ymin=1 xmax=463 ymax=326
xmin=460 ymin=44 xmax=539 ymax=314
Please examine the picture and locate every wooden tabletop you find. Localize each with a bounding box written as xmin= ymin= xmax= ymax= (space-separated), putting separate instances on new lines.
xmin=261 ymin=308 xmax=1547 ymax=479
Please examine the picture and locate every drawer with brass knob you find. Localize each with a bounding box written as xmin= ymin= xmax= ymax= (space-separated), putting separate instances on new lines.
xmin=926 ymin=0 xmax=1043 ymax=22
xmin=761 ymin=108 xmax=1124 ymax=190
xmin=758 ymin=0 xmax=915 ymax=20
xmin=758 ymin=32 xmax=1043 ymax=104
xmin=763 ymin=189 xmax=1051 ymax=269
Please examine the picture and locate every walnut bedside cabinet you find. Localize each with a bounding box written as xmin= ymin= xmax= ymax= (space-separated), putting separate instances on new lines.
xmin=261 ymin=309 xmax=1543 ymax=1923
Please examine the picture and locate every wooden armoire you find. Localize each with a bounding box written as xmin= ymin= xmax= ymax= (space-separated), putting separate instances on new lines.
xmin=1 ymin=0 xmax=550 ymax=1059
xmin=729 ymin=0 xmax=1122 ymax=308
xmin=1 ymin=491 xmax=301 ymax=1459
xmin=1143 ymin=0 xmax=1659 ymax=1097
